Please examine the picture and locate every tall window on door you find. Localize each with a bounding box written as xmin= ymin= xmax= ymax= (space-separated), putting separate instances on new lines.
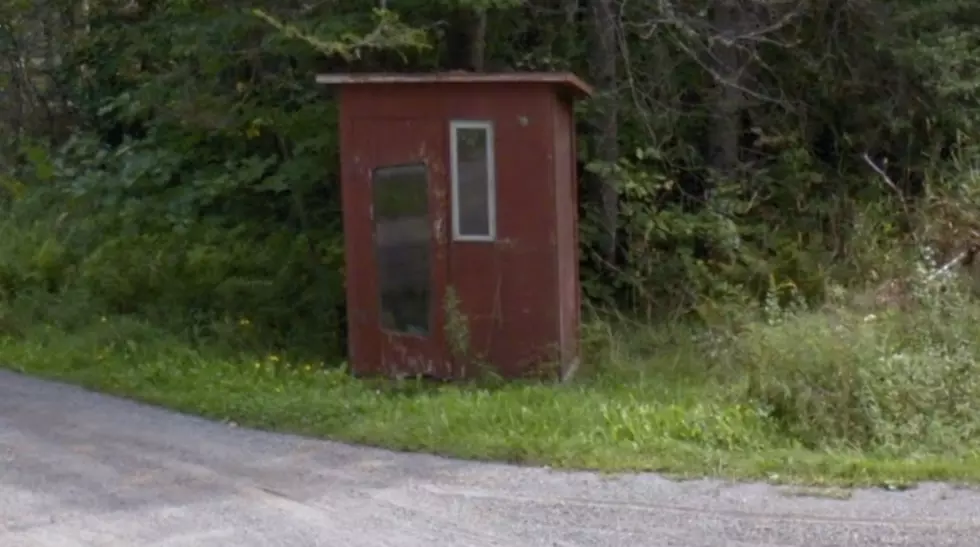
xmin=372 ymin=163 xmax=431 ymax=335
xmin=450 ymin=121 xmax=496 ymax=241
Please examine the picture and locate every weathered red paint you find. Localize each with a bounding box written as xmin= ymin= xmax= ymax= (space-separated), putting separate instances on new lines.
xmin=320 ymin=72 xmax=592 ymax=380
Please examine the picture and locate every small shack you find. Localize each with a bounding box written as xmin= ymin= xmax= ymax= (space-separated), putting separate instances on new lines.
xmin=316 ymin=72 xmax=593 ymax=380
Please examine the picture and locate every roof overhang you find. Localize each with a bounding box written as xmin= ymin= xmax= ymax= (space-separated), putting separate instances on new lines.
xmin=315 ymin=72 xmax=594 ymax=101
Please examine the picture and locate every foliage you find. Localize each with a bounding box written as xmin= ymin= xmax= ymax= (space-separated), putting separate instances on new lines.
xmin=8 ymin=283 xmax=980 ymax=485
xmin=3 ymin=0 xmax=980 ymax=483
xmin=3 ymin=0 xmax=980 ymax=324
xmin=737 ymin=265 xmax=980 ymax=453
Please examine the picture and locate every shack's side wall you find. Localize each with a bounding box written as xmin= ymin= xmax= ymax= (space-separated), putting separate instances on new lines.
xmin=342 ymin=83 xmax=561 ymax=378
xmin=552 ymin=96 xmax=581 ymax=378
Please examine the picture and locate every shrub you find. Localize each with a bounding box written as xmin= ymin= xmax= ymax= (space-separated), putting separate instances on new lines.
xmin=732 ymin=275 xmax=980 ymax=453
xmin=0 ymin=194 xmax=347 ymax=358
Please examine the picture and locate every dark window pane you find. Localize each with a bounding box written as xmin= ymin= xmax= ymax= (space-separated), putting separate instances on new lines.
xmin=372 ymin=164 xmax=431 ymax=335
xmin=454 ymin=125 xmax=493 ymax=238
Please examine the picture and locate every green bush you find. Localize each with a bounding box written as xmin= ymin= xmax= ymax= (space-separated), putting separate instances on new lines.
xmin=732 ymin=276 xmax=980 ymax=453
xmin=0 ymin=195 xmax=346 ymax=358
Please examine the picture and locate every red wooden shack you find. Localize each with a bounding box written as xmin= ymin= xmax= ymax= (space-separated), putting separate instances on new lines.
xmin=316 ymin=72 xmax=593 ymax=380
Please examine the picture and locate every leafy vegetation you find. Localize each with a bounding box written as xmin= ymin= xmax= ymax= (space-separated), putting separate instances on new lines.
xmin=3 ymin=0 xmax=980 ymax=484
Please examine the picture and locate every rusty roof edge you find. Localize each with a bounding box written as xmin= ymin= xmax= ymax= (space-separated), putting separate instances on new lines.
xmin=314 ymin=72 xmax=594 ymax=99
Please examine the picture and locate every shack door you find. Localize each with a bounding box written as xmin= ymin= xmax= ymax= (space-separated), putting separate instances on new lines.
xmin=355 ymin=119 xmax=450 ymax=377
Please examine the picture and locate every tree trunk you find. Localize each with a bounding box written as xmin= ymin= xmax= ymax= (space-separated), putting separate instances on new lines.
xmin=588 ymin=0 xmax=620 ymax=262
xmin=446 ymin=7 xmax=487 ymax=71
xmin=708 ymin=0 xmax=745 ymax=179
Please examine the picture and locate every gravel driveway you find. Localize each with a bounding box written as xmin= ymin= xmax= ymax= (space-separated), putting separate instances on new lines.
xmin=1 ymin=369 xmax=978 ymax=546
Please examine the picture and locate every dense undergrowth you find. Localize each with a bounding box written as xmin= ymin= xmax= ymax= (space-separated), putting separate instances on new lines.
xmin=5 ymin=190 xmax=980 ymax=485
xmin=4 ymin=0 xmax=980 ymax=485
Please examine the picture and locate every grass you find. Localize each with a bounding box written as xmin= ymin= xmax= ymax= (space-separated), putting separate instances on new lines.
xmin=4 ymin=284 xmax=980 ymax=488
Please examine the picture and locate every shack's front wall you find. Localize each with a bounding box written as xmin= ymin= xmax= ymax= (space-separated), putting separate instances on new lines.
xmin=337 ymin=92 xmax=367 ymax=373
xmin=338 ymin=95 xmax=451 ymax=376
xmin=341 ymin=83 xmax=564 ymax=378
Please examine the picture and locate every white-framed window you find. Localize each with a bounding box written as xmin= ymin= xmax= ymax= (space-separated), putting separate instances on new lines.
xmin=450 ymin=120 xmax=496 ymax=241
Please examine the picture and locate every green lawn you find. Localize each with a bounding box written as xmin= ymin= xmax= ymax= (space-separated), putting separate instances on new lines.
xmin=4 ymin=307 xmax=980 ymax=488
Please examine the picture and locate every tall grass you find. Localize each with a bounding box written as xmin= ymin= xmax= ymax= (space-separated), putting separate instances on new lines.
xmin=5 ymin=191 xmax=980 ymax=484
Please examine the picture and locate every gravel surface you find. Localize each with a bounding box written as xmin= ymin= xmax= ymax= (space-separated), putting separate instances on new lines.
xmin=1 ymin=369 xmax=979 ymax=546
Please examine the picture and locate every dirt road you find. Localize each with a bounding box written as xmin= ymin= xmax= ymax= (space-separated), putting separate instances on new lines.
xmin=1 ymin=370 xmax=977 ymax=546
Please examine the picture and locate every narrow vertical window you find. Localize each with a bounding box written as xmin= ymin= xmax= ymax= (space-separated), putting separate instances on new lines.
xmin=450 ymin=120 xmax=496 ymax=241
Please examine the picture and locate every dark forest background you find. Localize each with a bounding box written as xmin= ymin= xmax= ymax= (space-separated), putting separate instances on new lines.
xmin=3 ymin=0 xmax=980 ymax=359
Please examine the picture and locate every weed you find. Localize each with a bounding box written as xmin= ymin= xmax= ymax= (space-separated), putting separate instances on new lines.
xmin=443 ymin=286 xmax=471 ymax=367
xmin=443 ymin=286 xmax=503 ymax=382
xmin=5 ymin=189 xmax=980 ymax=487
xmin=735 ymin=263 xmax=980 ymax=455
xmin=6 ymin=277 xmax=980 ymax=486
